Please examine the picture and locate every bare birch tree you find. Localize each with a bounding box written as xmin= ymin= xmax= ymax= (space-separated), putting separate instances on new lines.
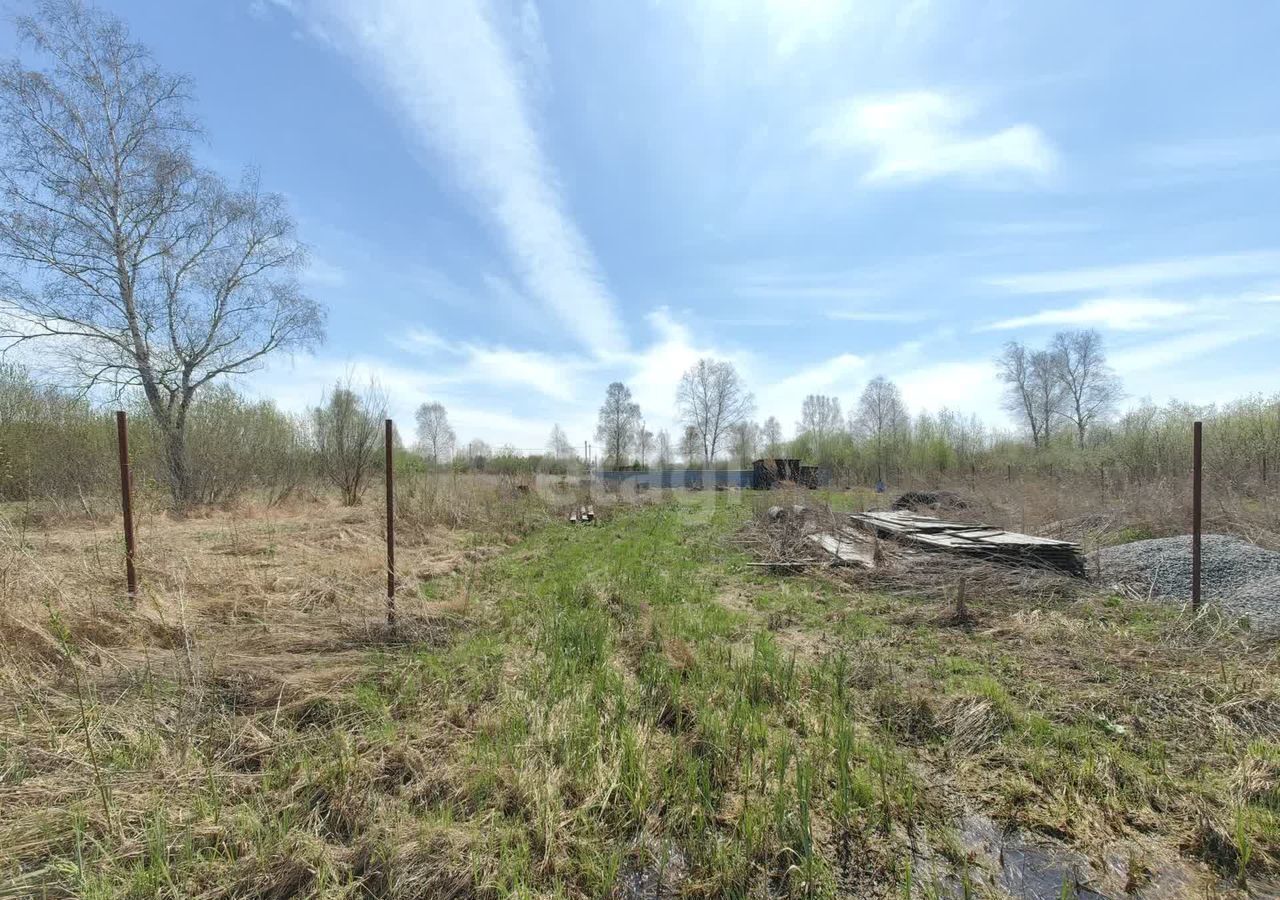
xmin=676 ymin=358 xmax=754 ymax=463
xmin=0 ymin=1 xmax=323 ymax=505
xmin=414 ymin=401 xmax=455 ymax=463
xmin=996 ymin=341 xmax=1065 ymax=448
xmin=595 ymin=381 xmax=640 ymax=468
xmin=798 ymin=394 xmax=843 ymax=442
xmin=1029 ymin=349 xmax=1064 ymax=446
xmin=547 ymin=423 xmax=573 ymax=460
xmin=679 ymin=425 xmax=701 ymax=465
xmin=656 ymin=428 xmax=672 ymax=468
xmin=636 ymin=421 xmax=653 ymax=468
xmin=730 ymin=420 xmax=761 ymax=467
xmin=1050 ymin=329 xmax=1122 ymax=449
xmin=854 ymin=376 xmax=908 ymax=479
xmin=762 ymin=415 xmax=784 ymax=455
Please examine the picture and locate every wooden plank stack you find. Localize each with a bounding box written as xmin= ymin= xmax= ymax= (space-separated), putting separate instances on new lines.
xmin=568 ymin=504 xmax=595 ymax=525
xmin=806 ymin=531 xmax=878 ymax=567
xmin=848 ymin=510 xmax=1085 ymax=577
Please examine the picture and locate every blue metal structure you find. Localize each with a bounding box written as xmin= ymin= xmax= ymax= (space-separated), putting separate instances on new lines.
xmin=596 ymin=468 xmax=754 ymax=490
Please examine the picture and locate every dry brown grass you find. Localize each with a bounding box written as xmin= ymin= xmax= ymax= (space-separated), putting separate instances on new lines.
xmin=921 ymin=471 xmax=1280 ymax=552
xmin=0 ymin=477 xmax=537 ymax=894
xmin=733 ymin=482 xmax=1280 ymax=894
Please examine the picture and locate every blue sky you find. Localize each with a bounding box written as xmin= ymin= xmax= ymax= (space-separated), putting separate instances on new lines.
xmin=21 ymin=0 xmax=1279 ymax=450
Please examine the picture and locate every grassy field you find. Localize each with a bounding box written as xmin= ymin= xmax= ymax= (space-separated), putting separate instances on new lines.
xmin=1 ymin=486 xmax=1278 ymax=897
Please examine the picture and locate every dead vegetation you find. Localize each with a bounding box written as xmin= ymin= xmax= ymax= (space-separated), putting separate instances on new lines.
xmin=0 ymin=476 xmax=545 ymax=894
xmin=1 ymin=473 xmax=1278 ymax=897
xmin=734 ymin=484 xmax=1280 ymax=895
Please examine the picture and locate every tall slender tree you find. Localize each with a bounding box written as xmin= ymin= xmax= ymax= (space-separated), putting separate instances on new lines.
xmin=636 ymin=421 xmax=653 ymax=468
xmin=854 ymin=376 xmax=907 ymax=480
xmin=676 ymin=358 xmax=754 ymax=463
xmin=595 ymin=381 xmax=640 ymax=468
xmin=656 ymin=429 xmax=673 ymax=468
xmin=762 ymin=416 xmax=784 ymax=455
xmin=0 ymin=1 xmax=323 ymax=505
xmin=997 ymin=342 xmax=1064 ymax=448
xmin=414 ymin=401 xmax=455 ymax=463
xmin=1050 ymin=329 xmax=1122 ymax=449
xmin=547 ymin=423 xmax=573 ymax=460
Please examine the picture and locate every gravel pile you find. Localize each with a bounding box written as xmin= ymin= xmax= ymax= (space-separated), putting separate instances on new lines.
xmin=1096 ymin=534 xmax=1280 ymax=633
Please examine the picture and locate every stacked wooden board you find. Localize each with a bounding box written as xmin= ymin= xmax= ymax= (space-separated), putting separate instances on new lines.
xmin=847 ymin=510 xmax=1086 ymax=577
xmin=568 ymin=505 xmax=595 ymax=525
xmin=805 ymin=531 xmax=879 ymax=568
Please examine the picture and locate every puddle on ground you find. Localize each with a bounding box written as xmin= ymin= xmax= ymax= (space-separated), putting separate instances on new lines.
xmin=916 ymin=810 xmax=1276 ymax=899
xmin=614 ymin=836 xmax=689 ymax=900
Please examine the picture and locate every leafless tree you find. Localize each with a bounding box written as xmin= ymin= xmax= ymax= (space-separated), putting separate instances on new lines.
xmin=547 ymin=423 xmax=573 ymax=460
xmin=636 ymin=420 xmax=653 ymax=468
xmin=679 ymin=425 xmax=701 ymax=465
xmin=762 ymin=415 xmax=784 ymax=455
xmin=311 ymin=378 xmax=386 ymax=505
xmin=1050 ymin=329 xmax=1122 ymax=449
xmin=730 ymin=420 xmax=761 ymax=467
xmin=414 ymin=401 xmax=455 ymax=464
xmin=595 ymin=381 xmax=640 ymax=468
xmin=464 ymin=438 xmax=491 ymax=469
xmin=854 ymin=375 xmax=908 ymax=479
xmin=676 ymin=358 xmax=754 ymax=463
xmin=0 ymin=2 xmax=324 ymax=505
xmin=1028 ymin=350 xmax=1065 ymax=446
xmin=997 ymin=342 xmax=1065 ymax=448
xmin=656 ymin=428 xmax=672 ymax=468
xmin=798 ymin=394 xmax=843 ymax=442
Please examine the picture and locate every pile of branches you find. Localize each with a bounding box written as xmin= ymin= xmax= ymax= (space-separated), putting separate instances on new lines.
xmin=735 ymin=504 xmax=827 ymax=569
xmin=833 ymin=551 xmax=1085 ymax=606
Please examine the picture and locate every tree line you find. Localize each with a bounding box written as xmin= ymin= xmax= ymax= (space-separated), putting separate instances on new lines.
xmin=1 ymin=4 xmax=1276 ymax=509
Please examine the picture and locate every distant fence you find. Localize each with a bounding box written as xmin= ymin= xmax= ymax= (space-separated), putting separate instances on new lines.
xmin=597 ymin=468 xmax=755 ymax=490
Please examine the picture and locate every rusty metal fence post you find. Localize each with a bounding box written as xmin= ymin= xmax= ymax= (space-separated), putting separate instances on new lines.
xmin=384 ymin=418 xmax=396 ymax=628
xmin=1192 ymin=420 xmax=1202 ymax=611
xmin=115 ymin=410 xmax=138 ymax=598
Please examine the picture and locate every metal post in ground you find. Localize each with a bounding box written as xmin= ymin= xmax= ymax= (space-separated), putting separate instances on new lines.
xmin=1192 ymin=420 xmax=1203 ymax=611
xmin=384 ymin=418 xmax=396 ymax=628
xmin=115 ymin=410 xmax=138 ymax=598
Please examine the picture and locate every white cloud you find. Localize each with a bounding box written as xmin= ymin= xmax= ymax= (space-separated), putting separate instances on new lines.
xmin=812 ymin=91 xmax=1056 ymax=185
xmin=1112 ymin=327 xmax=1262 ymax=375
xmin=248 ymin=352 xmax=575 ymax=449
xmin=392 ymin=328 xmax=583 ymax=402
xmin=621 ymin=307 xmax=750 ymax=436
xmin=760 ymin=0 xmax=851 ymax=60
xmin=990 ymin=251 xmax=1280 ymax=294
xmin=297 ymin=0 xmax=626 ymax=354
xmin=983 ymin=297 xmax=1196 ymax=331
xmin=894 ymin=360 xmax=1004 ymax=421
xmin=755 ymin=353 xmax=866 ymax=429
xmin=300 ymin=254 xmax=347 ymax=287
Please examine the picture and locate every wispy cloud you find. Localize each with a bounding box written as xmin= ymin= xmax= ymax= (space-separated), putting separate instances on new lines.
xmin=296 ymin=0 xmax=626 ymax=353
xmin=990 ymin=251 xmax=1280 ymax=294
xmin=811 ymin=91 xmax=1057 ymax=185
xmin=826 ymin=309 xmax=930 ymax=323
xmin=755 ymin=352 xmax=865 ymax=425
xmin=1113 ymin=327 xmax=1264 ymax=374
xmin=299 ymin=254 xmax=347 ymax=288
xmin=983 ymin=297 xmax=1196 ymax=331
xmin=895 ymin=360 xmax=1003 ymax=419
xmin=393 ymin=327 xmax=581 ymax=401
